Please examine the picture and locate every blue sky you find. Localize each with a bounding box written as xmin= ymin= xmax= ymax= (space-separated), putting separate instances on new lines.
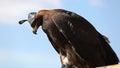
xmin=0 ymin=0 xmax=120 ymax=68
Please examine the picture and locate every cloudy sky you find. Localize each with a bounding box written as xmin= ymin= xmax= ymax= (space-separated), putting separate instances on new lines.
xmin=0 ymin=0 xmax=120 ymax=68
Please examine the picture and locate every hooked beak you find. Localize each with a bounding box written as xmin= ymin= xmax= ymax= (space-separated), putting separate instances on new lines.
xmin=32 ymin=24 xmax=39 ymax=34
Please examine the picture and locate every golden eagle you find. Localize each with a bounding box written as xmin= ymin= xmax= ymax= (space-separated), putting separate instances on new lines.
xmin=19 ymin=9 xmax=119 ymax=68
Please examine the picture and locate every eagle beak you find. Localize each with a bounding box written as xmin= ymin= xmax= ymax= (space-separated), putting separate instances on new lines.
xmin=32 ymin=24 xmax=38 ymax=34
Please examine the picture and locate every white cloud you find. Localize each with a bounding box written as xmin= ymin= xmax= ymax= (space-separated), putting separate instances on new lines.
xmin=0 ymin=0 xmax=62 ymax=24
xmin=89 ymin=0 xmax=105 ymax=7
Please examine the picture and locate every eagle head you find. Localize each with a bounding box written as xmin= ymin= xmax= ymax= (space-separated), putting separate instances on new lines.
xmin=19 ymin=12 xmax=43 ymax=34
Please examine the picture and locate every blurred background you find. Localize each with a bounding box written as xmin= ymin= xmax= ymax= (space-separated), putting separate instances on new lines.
xmin=0 ymin=0 xmax=120 ymax=68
